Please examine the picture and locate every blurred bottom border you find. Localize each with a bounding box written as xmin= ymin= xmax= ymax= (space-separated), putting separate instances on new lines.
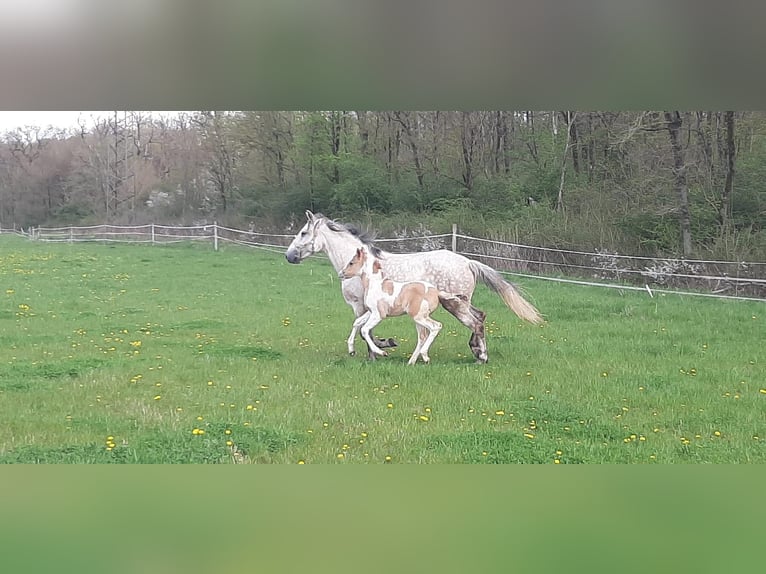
xmin=0 ymin=465 xmax=761 ymax=574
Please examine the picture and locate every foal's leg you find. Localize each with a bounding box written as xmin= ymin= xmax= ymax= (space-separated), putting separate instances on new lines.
xmin=439 ymin=294 xmax=488 ymax=364
xmin=408 ymin=323 xmax=428 ymax=365
xmin=343 ymin=281 xmax=397 ymax=355
xmin=414 ymin=316 xmax=442 ymax=364
xmin=347 ymin=311 xmax=370 ymax=356
xmin=359 ymin=313 xmax=388 ymax=357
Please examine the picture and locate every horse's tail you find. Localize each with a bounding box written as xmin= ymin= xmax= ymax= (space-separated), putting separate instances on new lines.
xmin=468 ymin=261 xmax=544 ymax=325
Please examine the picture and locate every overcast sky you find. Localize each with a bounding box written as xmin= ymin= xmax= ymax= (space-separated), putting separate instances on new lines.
xmin=0 ymin=111 xmax=106 ymax=132
xmin=0 ymin=111 xmax=190 ymax=133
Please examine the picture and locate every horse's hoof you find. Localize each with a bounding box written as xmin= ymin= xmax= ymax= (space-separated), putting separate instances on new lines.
xmin=349 ymin=351 xmax=356 ymax=356
xmin=386 ymin=338 xmax=397 ymax=348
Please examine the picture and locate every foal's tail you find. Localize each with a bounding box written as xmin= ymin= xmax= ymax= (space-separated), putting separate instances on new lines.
xmin=468 ymin=261 xmax=544 ymax=325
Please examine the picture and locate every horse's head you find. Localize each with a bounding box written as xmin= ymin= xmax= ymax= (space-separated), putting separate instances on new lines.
xmin=285 ymin=210 xmax=325 ymax=264
xmin=339 ymin=247 xmax=367 ymax=279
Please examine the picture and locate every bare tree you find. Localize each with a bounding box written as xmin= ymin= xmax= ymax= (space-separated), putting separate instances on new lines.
xmin=393 ymin=111 xmax=425 ymax=191
xmin=720 ymin=111 xmax=736 ymax=232
xmin=664 ymin=111 xmax=693 ymax=256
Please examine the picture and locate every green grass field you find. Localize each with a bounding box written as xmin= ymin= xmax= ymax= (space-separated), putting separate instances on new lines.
xmin=0 ymin=236 xmax=763 ymax=463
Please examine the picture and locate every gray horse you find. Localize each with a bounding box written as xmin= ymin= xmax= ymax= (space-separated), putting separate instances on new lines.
xmin=285 ymin=211 xmax=542 ymax=363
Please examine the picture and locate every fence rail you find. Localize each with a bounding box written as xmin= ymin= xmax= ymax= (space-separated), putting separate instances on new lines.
xmin=3 ymin=222 xmax=764 ymax=302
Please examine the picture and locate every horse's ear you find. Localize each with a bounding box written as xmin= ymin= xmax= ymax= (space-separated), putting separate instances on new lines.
xmin=373 ymin=260 xmax=382 ymax=273
xmin=305 ymin=210 xmax=315 ymax=222
xmin=356 ymin=247 xmax=363 ymax=257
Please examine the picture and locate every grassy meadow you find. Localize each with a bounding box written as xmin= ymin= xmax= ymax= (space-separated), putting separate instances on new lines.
xmin=0 ymin=235 xmax=763 ymax=463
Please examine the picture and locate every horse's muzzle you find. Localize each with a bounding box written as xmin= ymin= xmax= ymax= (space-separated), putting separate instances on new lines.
xmin=285 ymin=250 xmax=302 ymax=264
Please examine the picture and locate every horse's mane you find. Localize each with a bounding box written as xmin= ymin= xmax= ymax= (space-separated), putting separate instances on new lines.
xmin=319 ymin=213 xmax=384 ymax=258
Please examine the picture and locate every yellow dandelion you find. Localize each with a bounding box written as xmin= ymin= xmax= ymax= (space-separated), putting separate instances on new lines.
xmin=495 ymin=410 xmax=505 ymax=416
xmin=153 ymin=395 xmax=161 ymax=400
xmin=759 ymin=389 xmax=766 ymax=394
xmin=246 ymin=404 xmax=254 ymax=410
xmin=524 ymin=433 xmax=535 ymax=439
xmin=224 ymin=429 xmax=232 ymax=435
xmin=336 ymin=453 xmax=345 ymax=459
xmin=297 ymin=460 xmax=305 ymax=465
xmin=361 ymin=432 xmax=368 ymax=438
xmin=386 ymin=403 xmax=393 ymax=409
xmin=554 ymin=459 xmax=561 ymax=464
xmin=424 ymin=407 xmax=431 ymax=413
xmin=384 ymin=455 xmax=392 ymax=462
xmin=226 ymin=440 xmax=233 ymax=447
xmin=713 ymin=430 xmax=721 ymax=437
xmin=481 ymin=451 xmax=488 ymax=456
xmin=418 ymin=415 xmax=429 ymax=422
xmin=207 ymin=381 xmax=214 ymax=386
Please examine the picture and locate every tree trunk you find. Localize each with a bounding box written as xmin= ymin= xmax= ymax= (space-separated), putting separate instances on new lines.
xmin=556 ymin=111 xmax=576 ymax=212
xmin=393 ymin=111 xmax=425 ymax=191
xmin=330 ymin=111 xmax=341 ymax=185
xmin=664 ymin=111 xmax=693 ymax=256
xmin=460 ymin=112 xmax=475 ymax=192
xmin=720 ymin=111 xmax=735 ymax=232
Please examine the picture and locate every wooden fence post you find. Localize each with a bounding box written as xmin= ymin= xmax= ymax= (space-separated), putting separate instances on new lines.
xmin=451 ymin=223 xmax=457 ymax=252
xmin=213 ymin=222 xmax=219 ymax=251
xmin=151 ymin=223 xmax=155 ymax=245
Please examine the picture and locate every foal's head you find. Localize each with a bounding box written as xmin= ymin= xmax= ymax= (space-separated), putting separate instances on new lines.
xmin=340 ymin=247 xmax=382 ymax=280
xmin=339 ymin=247 xmax=367 ymax=279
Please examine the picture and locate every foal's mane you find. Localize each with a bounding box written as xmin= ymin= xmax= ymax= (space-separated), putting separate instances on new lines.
xmin=319 ymin=213 xmax=384 ymax=258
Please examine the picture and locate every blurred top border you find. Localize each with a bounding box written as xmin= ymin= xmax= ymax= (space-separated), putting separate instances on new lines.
xmin=1 ymin=0 xmax=764 ymax=110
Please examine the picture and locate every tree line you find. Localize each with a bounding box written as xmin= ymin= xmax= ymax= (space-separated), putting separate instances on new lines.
xmin=1 ymin=111 xmax=764 ymax=259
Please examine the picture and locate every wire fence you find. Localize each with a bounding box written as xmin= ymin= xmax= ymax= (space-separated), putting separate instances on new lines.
xmin=3 ymin=222 xmax=764 ymax=302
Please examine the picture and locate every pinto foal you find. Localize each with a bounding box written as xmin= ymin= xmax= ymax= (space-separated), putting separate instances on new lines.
xmin=340 ymin=246 xmax=454 ymax=365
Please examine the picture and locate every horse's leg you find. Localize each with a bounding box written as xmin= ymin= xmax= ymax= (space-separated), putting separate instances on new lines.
xmin=415 ymin=316 xmax=442 ymax=364
xmin=343 ymin=292 xmax=394 ymax=359
xmin=360 ymin=313 xmax=388 ymax=358
xmin=347 ymin=311 xmax=370 ymax=356
xmin=409 ymin=323 xmax=428 ymax=365
xmin=342 ymin=280 xmax=396 ymax=353
xmin=468 ymin=305 xmax=488 ymax=363
xmin=439 ymin=295 xmax=488 ymax=364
